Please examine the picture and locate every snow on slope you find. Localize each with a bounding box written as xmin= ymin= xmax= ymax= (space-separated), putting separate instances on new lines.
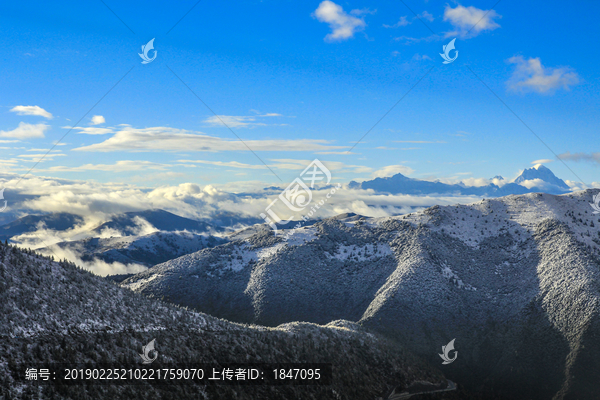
xmin=0 ymin=242 xmax=450 ymax=400
xmin=122 ymin=189 xmax=600 ymax=399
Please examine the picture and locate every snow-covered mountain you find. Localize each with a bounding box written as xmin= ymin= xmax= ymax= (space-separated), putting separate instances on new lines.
xmin=123 ymin=190 xmax=600 ymax=399
xmin=0 ymin=241 xmax=460 ymax=399
xmin=513 ymin=164 xmax=570 ymax=190
xmin=348 ymin=165 xmax=571 ymax=196
xmin=45 ymin=231 xmax=227 ymax=267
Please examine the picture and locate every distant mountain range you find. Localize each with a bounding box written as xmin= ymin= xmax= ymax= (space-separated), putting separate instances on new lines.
xmin=0 ymin=212 xmax=84 ymax=242
xmin=91 ymin=209 xmax=219 ymax=236
xmin=123 ymin=189 xmax=600 ymax=399
xmin=349 ymin=164 xmax=571 ymax=196
xmin=47 ymin=231 xmax=226 ymax=267
xmin=2 ymin=209 xmax=265 ymax=244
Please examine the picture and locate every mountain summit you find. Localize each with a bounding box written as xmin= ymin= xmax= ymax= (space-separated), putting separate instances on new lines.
xmin=513 ymin=164 xmax=570 ymax=189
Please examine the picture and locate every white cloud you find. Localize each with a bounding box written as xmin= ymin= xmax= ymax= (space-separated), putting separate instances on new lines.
xmin=313 ymin=1 xmax=366 ymax=42
xmin=203 ymin=114 xmax=286 ymax=128
xmin=72 ymin=126 xmax=345 ymax=153
xmin=443 ymin=5 xmax=501 ymax=38
xmin=91 ymin=115 xmax=105 ymax=125
xmin=0 ymin=122 xmax=50 ymax=139
xmin=371 ymin=165 xmax=415 ymax=179
xmin=37 ymin=245 xmax=148 ymax=277
xmin=507 ymin=56 xmax=579 ymax=94
xmin=531 ymin=159 xmax=554 ymax=165
xmin=10 ymin=105 xmax=53 ymax=119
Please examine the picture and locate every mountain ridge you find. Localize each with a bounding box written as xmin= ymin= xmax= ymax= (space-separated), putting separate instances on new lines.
xmin=0 ymin=241 xmax=461 ymax=399
xmin=349 ymin=165 xmax=571 ymax=196
xmin=122 ymin=189 xmax=600 ymax=399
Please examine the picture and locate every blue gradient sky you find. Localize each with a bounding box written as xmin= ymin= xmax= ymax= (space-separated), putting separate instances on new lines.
xmin=1 ymin=0 xmax=599 ymax=190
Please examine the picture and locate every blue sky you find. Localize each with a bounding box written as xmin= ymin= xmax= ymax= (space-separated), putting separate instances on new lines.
xmin=1 ymin=0 xmax=599 ymax=190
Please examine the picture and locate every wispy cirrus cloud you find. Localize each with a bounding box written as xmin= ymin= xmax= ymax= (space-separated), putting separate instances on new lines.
xmin=178 ymin=160 xmax=267 ymax=170
xmin=203 ymin=113 xmax=285 ymax=128
xmin=506 ymin=56 xmax=579 ymax=94
xmin=17 ymin=152 xmax=66 ymax=162
xmin=393 ymin=34 xmax=439 ymax=44
xmin=313 ymin=1 xmax=367 ymax=42
xmin=0 ymin=122 xmax=50 ymax=139
xmin=179 ymin=158 xmax=371 ymax=173
xmin=42 ymin=160 xmax=171 ymax=172
xmin=384 ymin=11 xmax=433 ymax=28
xmin=72 ymin=126 xmax=345 ymax=153
xmin=10 ymin=105 xmax=53 ymax=119
xmin=384 ymin=16 xmax=410 ymax=28
xmin=64 ymin=126 xmax=114 ymax=135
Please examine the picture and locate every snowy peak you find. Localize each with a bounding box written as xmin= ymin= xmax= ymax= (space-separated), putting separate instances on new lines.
xmin=513 ymin=164 xmax=570 ymax=190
